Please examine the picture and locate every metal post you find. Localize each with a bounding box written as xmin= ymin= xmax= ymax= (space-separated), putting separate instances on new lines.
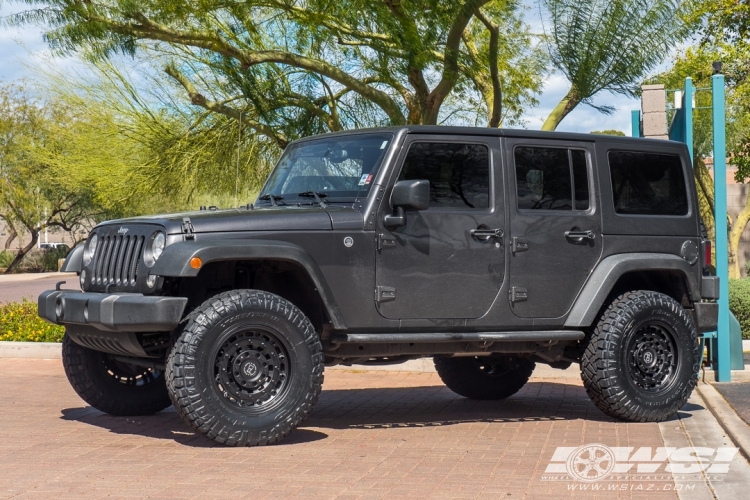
xmin=713 ymin=73 xmax=731 ymax=382
xmin=684 ymin=77 xmax=694 ymax=163
xmin=631 ymin=110 xmax=640 ymax=137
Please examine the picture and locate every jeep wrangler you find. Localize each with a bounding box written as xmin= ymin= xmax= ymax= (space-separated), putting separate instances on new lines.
xmin=39 ymin=126 xmax=718 ymax=446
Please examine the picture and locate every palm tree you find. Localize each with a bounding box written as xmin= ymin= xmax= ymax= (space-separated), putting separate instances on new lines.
xmin=540 ymin=0 xmax=692 ymax=130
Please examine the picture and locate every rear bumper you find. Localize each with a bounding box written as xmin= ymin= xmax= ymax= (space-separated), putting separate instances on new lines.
xmin=38 ymin=290 xmax=187 ymax=332
xmin=694 ymin=302 xmax=718 ymax=333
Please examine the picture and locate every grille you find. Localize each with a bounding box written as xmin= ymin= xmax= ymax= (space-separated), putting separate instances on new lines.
xmin=91 ymin=234 xmax=145 ymax=287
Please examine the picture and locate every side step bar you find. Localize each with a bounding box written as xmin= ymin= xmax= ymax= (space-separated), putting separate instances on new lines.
xmin=331 ymin=331 xmax=585 ymax=344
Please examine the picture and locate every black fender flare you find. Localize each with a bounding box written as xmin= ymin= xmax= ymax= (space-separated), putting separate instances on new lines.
xmin=61 ymin=243 xmax=84 ymax=273
xmin=564 ymin=253 xmax=701 ymax=328
xmin=150 ymin=239 xmax=346 ymax=329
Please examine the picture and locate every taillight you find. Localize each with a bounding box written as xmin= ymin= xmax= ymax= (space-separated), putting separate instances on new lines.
xmin=703 ymin=240 xmax=712 ymax=267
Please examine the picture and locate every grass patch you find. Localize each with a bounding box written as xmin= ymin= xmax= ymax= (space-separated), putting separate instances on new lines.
xmin=0 ymin=300 xmax=64 ymax=342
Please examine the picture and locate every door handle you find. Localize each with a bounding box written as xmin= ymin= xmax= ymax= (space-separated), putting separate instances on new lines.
xmin=470 ymin=228 xmax=503 ymax=240
xmin=564 ymin=230 xmax=596 ymax=241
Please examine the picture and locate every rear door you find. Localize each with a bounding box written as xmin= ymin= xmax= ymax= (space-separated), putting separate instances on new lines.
xmin=506 ymin=138 xmax=602 ymax=318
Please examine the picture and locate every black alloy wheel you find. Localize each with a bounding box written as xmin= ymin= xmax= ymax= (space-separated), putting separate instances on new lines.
xmin=212 ymin=328 xmax=291 ymax=411
xmin=166 ymin=290 xmax=324 ymax=446
xmin=581 ymin=290 xmax=700 ymax=422
xmin=62 ymin=334 xmax=172 ymax=416
xmin=434 ymin=355 xmax=536 ymax=400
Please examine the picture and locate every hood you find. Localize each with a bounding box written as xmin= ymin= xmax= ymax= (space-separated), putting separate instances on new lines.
xmin=98 ymin=205 xmax=364 ymax=234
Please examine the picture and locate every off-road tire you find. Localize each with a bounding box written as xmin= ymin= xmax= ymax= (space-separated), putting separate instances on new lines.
xmin=434 ymin=356 xmax=535 ymax=400
xmin=166 ymin=290 xmax=324 ymax=446
xmin=581 ymin=290 xmax=700 ymax=422
xmin=62 ymin=334 xmax=172 ymax=416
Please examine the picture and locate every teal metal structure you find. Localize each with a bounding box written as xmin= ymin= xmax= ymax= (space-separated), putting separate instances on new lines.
xmin=712 ymin=73 xmax=731 ymax=382
xmin=650 ymin=74 xmax=732 ymax=380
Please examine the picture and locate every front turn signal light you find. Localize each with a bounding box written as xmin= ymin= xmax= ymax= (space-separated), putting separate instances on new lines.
xmin=190 ymin=257 xmax=202 ymax=269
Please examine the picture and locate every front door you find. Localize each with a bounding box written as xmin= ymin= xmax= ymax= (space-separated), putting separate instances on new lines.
xmin=506 ymin=139 xmax=602 ymax=318
xmin=375 ymin=136 xmax=504 ymax=320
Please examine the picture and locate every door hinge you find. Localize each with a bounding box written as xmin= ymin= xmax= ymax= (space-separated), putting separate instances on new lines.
xmin=510 ymin=286 xmax=528 ymax=303
xmin=511 ymin=237 xmax=528 ymax=253
xmin=376 ymin=286 xmax=397 ymax=302
xmin=181 ymin=217 xmax=195 ymax=240
xmin=377 ymin=233 xmax=397 ymax=250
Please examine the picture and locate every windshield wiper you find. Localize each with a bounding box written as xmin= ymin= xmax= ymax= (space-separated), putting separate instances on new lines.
xmin=258 ymin=194 xmax=284 ymax=206
xmin=298 ymin=191 xmax=328 ymax=208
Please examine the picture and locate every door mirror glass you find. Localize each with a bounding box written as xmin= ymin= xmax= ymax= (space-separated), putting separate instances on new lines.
xmin=391 ymin=179 xmax=430 ymax=211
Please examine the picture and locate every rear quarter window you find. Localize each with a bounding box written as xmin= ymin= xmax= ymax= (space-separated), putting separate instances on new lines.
xmin=608 ymin=151 xmax=688 ymax=216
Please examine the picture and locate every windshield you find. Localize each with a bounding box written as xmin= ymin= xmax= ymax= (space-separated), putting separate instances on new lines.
xmin=257 ymin=133 xmax=393 ymax=204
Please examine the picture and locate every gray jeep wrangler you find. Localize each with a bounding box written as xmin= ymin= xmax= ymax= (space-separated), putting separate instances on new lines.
xmin=39 ymin=126 xmax=719 ymax=446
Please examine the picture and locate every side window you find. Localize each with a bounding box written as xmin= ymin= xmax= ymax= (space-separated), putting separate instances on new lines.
xmin=514 ymin=146 xmax=590 ymax=211
xmin=609 ymin=151 xmax=688 ymax=215
xmin=398 ymin=142 xmax=490 ymax=209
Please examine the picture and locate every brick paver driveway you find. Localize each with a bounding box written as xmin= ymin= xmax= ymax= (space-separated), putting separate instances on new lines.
xmin=1 ymin=359 xmax=678 ymax=499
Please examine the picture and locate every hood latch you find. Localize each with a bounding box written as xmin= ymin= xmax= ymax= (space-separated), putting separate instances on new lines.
xmin=181 ymin=217 xmax=195 ymax=240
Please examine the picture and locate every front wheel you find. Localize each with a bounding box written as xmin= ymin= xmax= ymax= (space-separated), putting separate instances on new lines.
xmin=581 ymin=290 xmax=700 ymax=422
xmin=62 ymin=334 xmax=172 ymax=416
xmin=434 ymin=355 xmax=535 ymax=400
xmin=166 ymin=290 xmax=324 ymax=446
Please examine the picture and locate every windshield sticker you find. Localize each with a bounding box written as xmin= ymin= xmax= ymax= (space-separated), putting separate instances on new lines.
xmin=365 ymin=174 xmax=373 ymax=185
xmin=380 ymin=140 xmax=388 ymax=149
xmin=358 ymin=174 xmax=369 ymax=186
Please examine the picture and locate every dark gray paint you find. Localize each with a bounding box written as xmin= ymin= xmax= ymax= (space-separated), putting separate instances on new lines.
xmin=563 ymin=253 xmax=702 ymax=327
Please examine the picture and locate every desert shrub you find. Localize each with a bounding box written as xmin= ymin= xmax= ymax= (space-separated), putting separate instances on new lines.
xmin=0 ymin=250 xmax=15 ymax=268
xmin=10 ymin=247 xmax=68 ymax=273
xmin=729 ymin=278 xmax=750 ymax=339
xmin=0 ymin=299 xmax=64 ymax=342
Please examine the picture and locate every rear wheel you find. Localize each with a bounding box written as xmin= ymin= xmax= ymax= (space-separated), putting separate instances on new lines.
xmin=62 ymin=334 xmax=171 ymax=416
xmin=434 ymin=355 xmax=535 ymax=400
xmin=581 ymin=290 xmax=700 ymax=422
xmin=166 ymin=290 xmax=324 ymax=446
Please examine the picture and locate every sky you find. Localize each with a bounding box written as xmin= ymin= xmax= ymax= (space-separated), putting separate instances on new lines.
xmin=0 ymin=2 xmax=643 ymax=135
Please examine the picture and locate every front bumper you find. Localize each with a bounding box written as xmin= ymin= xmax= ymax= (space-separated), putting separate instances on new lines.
xmin=38 ymin=290 xmax=187 ymax=332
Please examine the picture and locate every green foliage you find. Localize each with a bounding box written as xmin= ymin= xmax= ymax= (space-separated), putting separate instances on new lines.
xmin=590 ymin=130 xmax=626 ymax=136
xmin=5 ymin=0 xmax=546 ymax=138
xmin=729 ymin=278 xmax=750 ymax=339
xmin=0 ymin=250 xmax=14 ymax=269
xmin=0 ymin=300 xmax=64 ymax=342
xmin=540 ymin=0 xmax=694 ymax=130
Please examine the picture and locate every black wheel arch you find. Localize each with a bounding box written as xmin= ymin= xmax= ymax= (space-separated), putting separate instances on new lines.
xmin=152 ymin=239 xmax=346 ymax=330
xmin=564 ymin=253 xmax=701 ymax=329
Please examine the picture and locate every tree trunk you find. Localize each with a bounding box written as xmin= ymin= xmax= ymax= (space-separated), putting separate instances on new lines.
xmin=541 ymin=86 xmax=581 ymax=131
xmin=3 ymin=230 xmax=37 ymax=274
xmin=3 ymin=226 xmax=17 ymax=250
xmin=729 ymin=199 xmax=750 ymax=279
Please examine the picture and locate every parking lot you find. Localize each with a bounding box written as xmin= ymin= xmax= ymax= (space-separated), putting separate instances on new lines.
xmin=0 ymin=358 xmax=693 ymax=500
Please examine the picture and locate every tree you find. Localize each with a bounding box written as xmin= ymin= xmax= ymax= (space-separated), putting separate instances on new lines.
xmin=0 ymin=84 xmax=99 ymax=272
xmin=6 ymin=0 xmax=545 ymax=150
xmin=590 ymin=130 xmax=626 ymax=136
xmin=539 ymin=0 xmax=693 ymax=130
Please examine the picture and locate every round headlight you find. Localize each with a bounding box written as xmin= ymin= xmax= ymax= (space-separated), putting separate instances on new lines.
xmin=83 ymin=233 xmax=98 ymax=266
xmin=152 ymin=232 xmax=165 ymax=261
xmin=145 ymin=232 xmax=166 ymax=267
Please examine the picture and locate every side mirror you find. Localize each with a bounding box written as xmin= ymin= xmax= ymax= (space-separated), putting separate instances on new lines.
xmin=384 ymin=179 xmax=430 ymax=228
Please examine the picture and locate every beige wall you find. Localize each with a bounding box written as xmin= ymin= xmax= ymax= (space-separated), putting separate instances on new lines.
xmin=1 ymin=220 xmax=84 ymax=251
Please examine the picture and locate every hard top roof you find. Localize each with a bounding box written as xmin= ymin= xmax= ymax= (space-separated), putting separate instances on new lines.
xmin=289 ymin=125 xmax=685 ymax=150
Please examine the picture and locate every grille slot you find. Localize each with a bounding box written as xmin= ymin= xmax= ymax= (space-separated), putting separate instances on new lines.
xmin=90 ymin=232 xmax=146 ymax=288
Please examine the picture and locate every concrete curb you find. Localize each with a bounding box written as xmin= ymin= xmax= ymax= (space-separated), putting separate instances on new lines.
xmin=0 ymin=341 xmax=61 ymax=359
xmin=696 ymin=383 xmax=750 ymax=463
xmin=699 ymin=366 xmax=750 ymax=382
xmin=0 ymin=272 xmax=76 ymax=284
